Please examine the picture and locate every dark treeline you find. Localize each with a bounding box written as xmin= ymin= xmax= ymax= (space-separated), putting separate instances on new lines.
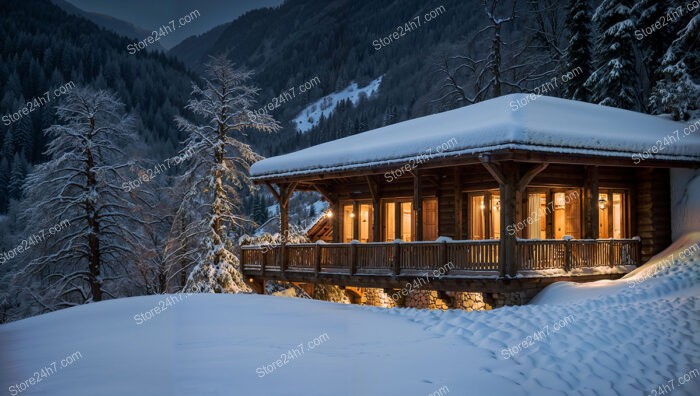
xmin=0 ymin=0 xmax=195 ymax=212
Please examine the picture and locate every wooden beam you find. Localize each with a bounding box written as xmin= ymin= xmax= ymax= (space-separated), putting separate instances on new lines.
xmin=244 ymin=270 xmax=627 ymax=293
xmin=251 ymin=149 xmax=697 ymax=186
xmin=484 ymin=191 xmax=492 ymax=240
xmin=281 ymin=182 xmax=297 ymax=207
xmin=264 ymin=182 xmax=281 ymax=201
xmin=366 ymin=176 xmax=381 ymax=242
xmin=313 ymin=184 xmax=337 ymax=202
xmin=395 ymin=200 xmax=402 ymax=240
xmin=352 ymin=201 xmax=359 ymax=240
xmin=366 ymin=176 xmax=378 ymax=201
xmin=479 ymin=155 xmax=506 ymax=185
xmin=332 ymin=200 xmax=340 ymax=243
xmin=413 ymin=171 xmax=423 ymax=241
xmin=518 ymin=163 xmax=549 ymax=192
xmin=271 ymin=183 xmax=295 ymax=275
xmin=583 ymin=166 xmax=600 ymax=239
xmin=454 ymin=168 xmax=463 ymax=240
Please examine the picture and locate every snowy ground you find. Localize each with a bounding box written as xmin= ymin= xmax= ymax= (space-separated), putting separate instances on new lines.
xmin=1 ymin=234 xmax=699 ymax=395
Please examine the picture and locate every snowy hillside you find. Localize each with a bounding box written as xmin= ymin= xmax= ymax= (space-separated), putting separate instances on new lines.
xmin=293 ymin=77 xmax=383 ymax=133
xmin=2 ymin=234 xmax=700 ymax=395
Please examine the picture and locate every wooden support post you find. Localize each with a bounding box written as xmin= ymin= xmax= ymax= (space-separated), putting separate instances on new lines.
xmin=546 ymin=189 xmax=554 ymax=238
xmin=393 ymin=242 xmax=401 ymax=275
xmin=482 ymin=159 xmax=520 ymax=278
xmin=314 ymin=244 xmax=321 ymax=277
xmin=484 ymin=192 xmax=492 ymax=239
xmin=395 ymin=201 xmax=402 ymax=240
xmin=266 ymin=182 xmax=297 ymax=277
xmin=350 ymin=243 xmax=358 ymax=275
xmin=517 ymin=163 xmax=547 ymax=239
xmin=261 ymin=250 xmax=267 ymax=277
xmin=564 ymin=238 xmax=572 ymax=271
xmin=499 ymin=163 xmax=518 ymax=277
xmin=366 ymin=176 xmax=381 ymax=242
xmin=372 ymin=201 xmax=380 ymax=242
xmin=584 ymin=166 xmax=600 ymax=240
xmin=454 ymin=168 xmax=463 ymax=240
xmin=413 ymin=171 xmax=423 ymax=241
xmin=332 ymin=200 xmax=340 ymax=243
xmin=281 ymin=246 xmax=288 ymax=277
xmin=439 ymin=240 xmax=447 ymax=268
xmin=352 ymin=201 xmax=359 ymax=241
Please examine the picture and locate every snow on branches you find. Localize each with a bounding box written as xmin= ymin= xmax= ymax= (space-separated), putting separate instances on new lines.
xmin=169 ymin=55 xmax=281 ymax=294
xmin=17 ymin=87 xmax=147 ymax=311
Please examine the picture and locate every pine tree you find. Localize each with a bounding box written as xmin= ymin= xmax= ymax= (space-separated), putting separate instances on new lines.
xmin=8 ymin=152 xmax=28 ymax=200
xmin=633 ymin=0 xmax=674 ymax=89
xmin=563 ymin=0 xmax=593 ymax=101
xmin=585 ymin=0 xmax=641 ymax=110
xmin=649 ymin=15 xmax=699 ymax=120
xmin=0 ymin=158 xmax=10 ymax=212
xmin=169 ymin=55 xmax=280 ymax=294
xmin=19 ymin=87 xmax=147 ymax=309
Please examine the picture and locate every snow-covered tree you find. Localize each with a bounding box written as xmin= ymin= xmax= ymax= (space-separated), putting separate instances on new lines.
xmin=525 ymin=0 xmax=568 ymax=82
xmin=563 ymin=0 xmax=592 ymax=101
xmin=168 ymin=55 xmax=280 ymax=294
xmin=633 ymin=0 xmax=674 ymax=89
xmin=649 ymin=15 xmax=699 ymax=120
xmin=17 ymin=88 xmax=146 ymax=310
xmin=435 ymin=0 xmax=560 ymax=107
xmin=435 ymin=0 xmax=521 ymax=105
xmin=585 ymin=0 xmax=641 ymax=110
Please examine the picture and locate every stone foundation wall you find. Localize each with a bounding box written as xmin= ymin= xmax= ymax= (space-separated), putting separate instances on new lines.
xmin=362 ymin=288 xmax=398 ymax=308
xmin=403 ymin=290 xmax=449 ymax=310
xmin=357 ymin=289 xmax=538 ymax=310
xmin=451 ymin=292 xmax=493 ymax=311
xmin=305 ymin=283 xmax=538 ymax=311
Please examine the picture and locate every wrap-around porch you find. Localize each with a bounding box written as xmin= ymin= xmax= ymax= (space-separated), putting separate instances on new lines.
xmin=241 ymin=238 xmax=640 ymax=292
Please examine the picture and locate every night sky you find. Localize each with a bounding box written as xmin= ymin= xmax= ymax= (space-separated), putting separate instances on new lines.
xmin=65 ymin=0 xmax=284 ymax=48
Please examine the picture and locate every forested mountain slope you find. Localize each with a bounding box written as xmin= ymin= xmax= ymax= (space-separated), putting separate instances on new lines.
xmin=0 ymin=0 xmax=195 ymax=212
xmin=171 ymin=0 xmax=698 ymax=160
xmin=170 ymin=0 xmax=492 ymax=156
xmin=50 ymin=0 xmax=166 ymax=52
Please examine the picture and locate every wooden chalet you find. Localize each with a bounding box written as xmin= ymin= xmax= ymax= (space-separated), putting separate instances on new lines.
xmin=241 ymin=94 xmax=700 ymax=296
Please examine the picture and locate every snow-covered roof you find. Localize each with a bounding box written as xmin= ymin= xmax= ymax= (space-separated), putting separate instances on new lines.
xmin=251 ymin=94 xmax=700 ymax=180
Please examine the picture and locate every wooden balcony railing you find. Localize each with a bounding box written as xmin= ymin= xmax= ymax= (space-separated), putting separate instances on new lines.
xmin=241 ymin=238 xmax=641 ymax=278
xmin=515 ymin=238 xmax=641 ymax=271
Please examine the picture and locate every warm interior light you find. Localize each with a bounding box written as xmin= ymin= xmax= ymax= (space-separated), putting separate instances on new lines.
xmin=326 ymin=211 xmax=333 ymax=218
xmin=480 ymin=203 xmax=485 ymax=210
xmin=350 ymin=212 xmax=355 ymax=218
xmin=555 ymin=193 xmax=566 ymax=209
xmin=598 ymin=194 xmax=608 ymax=210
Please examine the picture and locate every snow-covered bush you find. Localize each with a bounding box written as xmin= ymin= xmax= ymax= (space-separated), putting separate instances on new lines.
xmin=184 ymin=253 xmax=250 ymax=294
